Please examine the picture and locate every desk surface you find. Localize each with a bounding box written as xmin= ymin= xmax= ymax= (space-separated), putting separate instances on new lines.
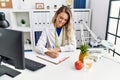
xmin=1 ymin=50 xmax=120 ymax=80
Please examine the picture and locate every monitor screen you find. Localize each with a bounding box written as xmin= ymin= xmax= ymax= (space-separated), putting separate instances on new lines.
xmin=0 ymin=28 xmax=25 ymax=77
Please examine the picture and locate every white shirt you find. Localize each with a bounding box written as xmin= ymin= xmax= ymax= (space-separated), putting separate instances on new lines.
xmin=34 ymin=23 xmax=76 ymax=54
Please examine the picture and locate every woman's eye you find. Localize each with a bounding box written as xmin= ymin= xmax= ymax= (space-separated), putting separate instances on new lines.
xmin=59 ymin=16 xmax=63 ymax=20
xmin=59 ymin=16 xmax=68 ymax=22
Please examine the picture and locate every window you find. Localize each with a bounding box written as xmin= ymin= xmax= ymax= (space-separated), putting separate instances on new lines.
xmin=106 ymin=0 xmax=120 ymax=56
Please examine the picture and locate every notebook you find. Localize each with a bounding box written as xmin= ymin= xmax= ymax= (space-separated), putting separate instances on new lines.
xmin=36 ymin=52 xmax=70 ymax=65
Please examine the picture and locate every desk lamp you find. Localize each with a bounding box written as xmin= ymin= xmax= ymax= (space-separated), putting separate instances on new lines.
xmin=0 ymin=12 xmax=9 ymax=28
xmin=79 ymin=20 xmax=114 ymax=49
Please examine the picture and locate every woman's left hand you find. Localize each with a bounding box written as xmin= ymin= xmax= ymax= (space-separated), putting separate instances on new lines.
xmin=54 ymin=48 xmax=61 ymax=52
xmin=48 ymin=47 xmax=61 ymax=52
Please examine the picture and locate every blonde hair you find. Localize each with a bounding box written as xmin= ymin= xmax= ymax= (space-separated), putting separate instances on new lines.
xmin=52 ymin=6 xmax=74 ymax=44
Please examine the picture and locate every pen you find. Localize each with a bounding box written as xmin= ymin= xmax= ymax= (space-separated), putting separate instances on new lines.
xmin=52 ymin=45 xmax=54 ymax=48
xmin=59 ymin=56 xmax=69 ymax=63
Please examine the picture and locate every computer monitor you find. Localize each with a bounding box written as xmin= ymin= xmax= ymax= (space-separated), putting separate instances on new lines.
xmin=0 ymin=28 xmax=25 ymax=77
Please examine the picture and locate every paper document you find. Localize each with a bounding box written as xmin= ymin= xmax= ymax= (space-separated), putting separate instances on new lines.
xmin=36 ymin=52 xmax=70 ymax=65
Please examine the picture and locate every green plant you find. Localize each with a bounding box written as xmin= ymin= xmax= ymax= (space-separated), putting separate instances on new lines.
xmin=21 ymin=19 xmax=26 ymax=24
xmin=80 ymin=43 xmax=89 ymax=53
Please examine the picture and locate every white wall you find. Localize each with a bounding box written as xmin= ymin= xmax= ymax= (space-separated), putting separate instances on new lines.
xmin=12 ymin=0 xmax=70 ymax=9
xmin=17 ymin=0 xmax=90 ymax=9
xmin=90 ymin=0 xmax=110 ymax=39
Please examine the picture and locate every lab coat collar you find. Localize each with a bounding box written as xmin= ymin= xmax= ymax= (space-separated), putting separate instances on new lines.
xmin=49 ymin=23 xmax=55 ymax=29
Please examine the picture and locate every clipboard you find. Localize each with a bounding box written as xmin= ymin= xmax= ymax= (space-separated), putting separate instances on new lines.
xmin=36 ymin=52 xmax=70 ymax=65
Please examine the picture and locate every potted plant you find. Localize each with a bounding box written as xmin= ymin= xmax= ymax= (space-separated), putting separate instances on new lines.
xmin=79 ymin=43 xmax=89 ymax=62
xmin=21 ymin=19 xmax=26 ymax=26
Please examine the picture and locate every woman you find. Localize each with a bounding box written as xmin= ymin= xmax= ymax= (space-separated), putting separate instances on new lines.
xmin=35 ymin=6 xmax=76 ymax=58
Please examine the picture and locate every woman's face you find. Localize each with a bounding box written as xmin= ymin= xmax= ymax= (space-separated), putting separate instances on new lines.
xmin=55 ymin=12 xmax=69 ymax=27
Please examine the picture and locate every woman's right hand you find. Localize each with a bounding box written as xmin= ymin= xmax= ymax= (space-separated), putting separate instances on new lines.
xmin=45 ymin=48 xmax=59 ymax=58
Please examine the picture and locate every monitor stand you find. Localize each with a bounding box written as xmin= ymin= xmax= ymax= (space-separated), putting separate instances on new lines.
xmin=0 ymin=65 xmax=21 ymax=78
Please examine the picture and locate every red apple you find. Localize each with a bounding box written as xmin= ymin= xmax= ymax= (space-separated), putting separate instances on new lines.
xmin=74 ymin=60 xmax=83 ymax=70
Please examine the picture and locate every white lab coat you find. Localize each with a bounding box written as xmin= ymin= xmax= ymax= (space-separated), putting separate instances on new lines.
xmin=34 ymin=23 xmax=76 ymax=54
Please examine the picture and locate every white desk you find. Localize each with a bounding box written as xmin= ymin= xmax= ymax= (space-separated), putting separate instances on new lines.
xmin=1 ymin=50 xmax=120 ymax=80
